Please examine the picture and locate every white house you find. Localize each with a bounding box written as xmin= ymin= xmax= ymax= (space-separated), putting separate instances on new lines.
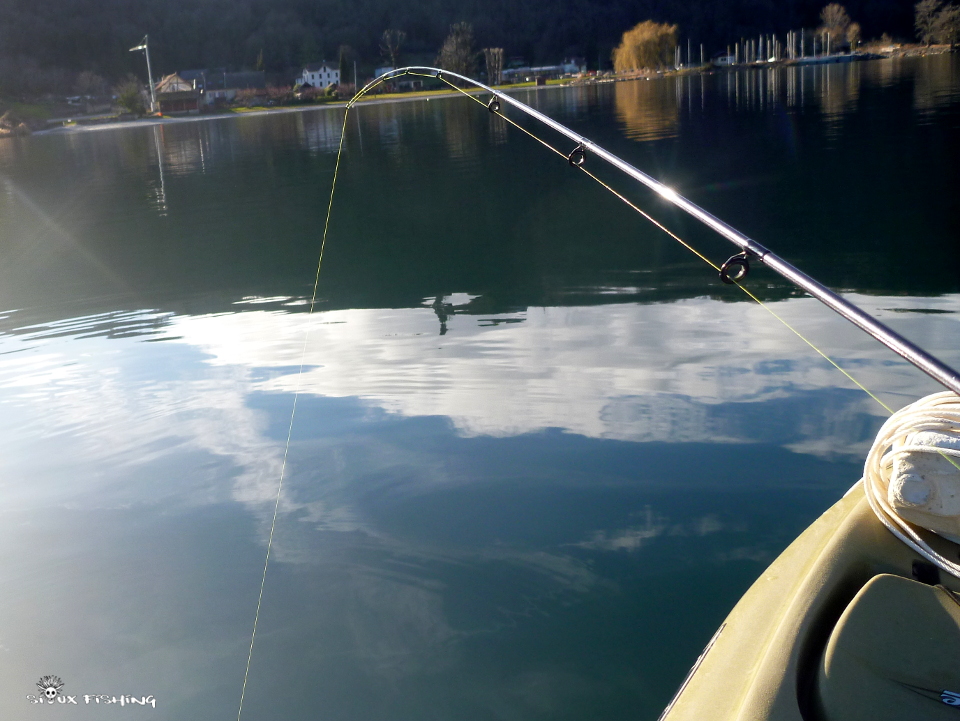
xmin=300 ymin=63 xmax=339 ymax=89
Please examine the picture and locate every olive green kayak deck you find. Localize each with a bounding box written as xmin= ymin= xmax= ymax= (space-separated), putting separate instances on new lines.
xmin=660 ymin=483 xmax=960 ymax=721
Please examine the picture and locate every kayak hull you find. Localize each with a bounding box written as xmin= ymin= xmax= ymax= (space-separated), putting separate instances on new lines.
xmin=660 ymin=482 xmax=960 ymax=720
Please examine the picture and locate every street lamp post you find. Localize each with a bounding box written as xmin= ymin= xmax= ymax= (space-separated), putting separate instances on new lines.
xmin=129 ymin=35 xmax=157 ymax=113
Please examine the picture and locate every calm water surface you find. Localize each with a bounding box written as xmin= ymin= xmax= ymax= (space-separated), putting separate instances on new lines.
xmin=0 ymin=55 xmax=958 ymax=719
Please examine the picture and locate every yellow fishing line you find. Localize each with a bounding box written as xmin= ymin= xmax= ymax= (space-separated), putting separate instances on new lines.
xmin=237 ymin=107 xmax=351 ymax=721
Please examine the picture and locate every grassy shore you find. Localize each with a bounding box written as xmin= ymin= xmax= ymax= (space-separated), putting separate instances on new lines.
xmin=228 ymin=77 xmax=568 ymax=114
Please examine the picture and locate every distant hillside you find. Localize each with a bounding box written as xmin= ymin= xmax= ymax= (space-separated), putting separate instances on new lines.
xmin=0 ymin=0 xmax=918 ymax=91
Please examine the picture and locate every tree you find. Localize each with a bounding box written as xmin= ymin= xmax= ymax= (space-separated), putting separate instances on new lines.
xmin=935 ymin=4 xmax=960 ymax=45
xmin=75 ymin=70 xmax=108 ymax=96
xmin=916 ymin=0 xmax=944 ymax=44
xmin=483 ymin=47 xmax=504 ymax=85
xmin=436 ymin=22 xmax=476 ymax=77
xmin=819 ymin=3 xmax=852 ymax=47
xmin=338 ymin=45 xmax=356 ymax=86
xmin=847 ymin=22 xmax=862 ymax=49
xmin=114 ymin=75 xmax=145 ymax=115
xmin=916 ymin=0 xmax=960 ymax=44
xmin=611 ymin=21 xmax=678 ymax=72
xmin=380 ymin=29 xmax=406 ymax=68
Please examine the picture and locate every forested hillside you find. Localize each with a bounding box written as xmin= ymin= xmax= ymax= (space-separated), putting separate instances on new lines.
xmin=0 ymin=0 xmax=918 ymax=91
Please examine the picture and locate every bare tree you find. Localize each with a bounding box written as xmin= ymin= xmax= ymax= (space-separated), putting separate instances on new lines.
xmin=916 ymin=0 xmax=943 ymax=44
xmin=75 ymin=70 xmax=109 ymax=96
xmin=483 ymin=47 xmax=504 ymax=85
xmin=936 ymin=3 xmax=960 ymax=45
xmin=380 ymin=29 xmax=406 ymax=68
xmin=847 ymin=22 xmax=862 ymax=49
xmin=611 ymin=21 xmax=678 ymax=71
xmin=436 ymin=22 xmax=477 ymax=77
xmin=820 ymin=3 xmax=852 ymax=31
xmin=819 ymin=3 xmax=852 ymax=47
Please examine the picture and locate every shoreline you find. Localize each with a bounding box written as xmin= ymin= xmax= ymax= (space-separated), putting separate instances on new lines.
xmin=29 ymin=46 xmax=956 ymax=137
xmin=33 ymin=83 xmax=569 ymax=136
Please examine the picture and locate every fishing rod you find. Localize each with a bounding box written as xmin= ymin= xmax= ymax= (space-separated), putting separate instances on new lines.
xmin=352 ymin=66 xmax=960 ymax=397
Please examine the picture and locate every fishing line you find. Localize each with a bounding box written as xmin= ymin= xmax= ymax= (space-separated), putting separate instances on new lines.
xmin=236 ymin=106 xmax=351 ymax=721
xmin=864 ymin=392 xmax=960 ymax=579
xmin=431 ymin=73 xmax=895 ymax=414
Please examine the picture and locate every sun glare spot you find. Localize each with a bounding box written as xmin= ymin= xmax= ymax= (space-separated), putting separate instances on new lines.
xmin=657 ymin=186 xmax=680 ymax=203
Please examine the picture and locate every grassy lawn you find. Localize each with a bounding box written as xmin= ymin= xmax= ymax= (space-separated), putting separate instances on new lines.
xmin=350 ymin=78 xmax=569 ymax=103
xmin=3 ymin=102 xmax=51 ymax=120
xmin=224 ymin=78 xmax=573 ymax=115
xmin=230 ymin=100 xmax=340 ymax=113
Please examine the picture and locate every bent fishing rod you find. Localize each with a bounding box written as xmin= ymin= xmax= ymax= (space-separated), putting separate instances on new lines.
xmin=350 ymin=67 xmax=960 ymax=396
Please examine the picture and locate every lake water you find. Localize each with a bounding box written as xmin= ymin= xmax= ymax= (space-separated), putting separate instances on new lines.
xmin=0 ymin=55 xmax=958 ymax=719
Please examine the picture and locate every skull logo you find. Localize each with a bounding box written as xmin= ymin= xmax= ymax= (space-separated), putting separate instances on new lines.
xmin=36 ymin=675 xmax=64 ymax=701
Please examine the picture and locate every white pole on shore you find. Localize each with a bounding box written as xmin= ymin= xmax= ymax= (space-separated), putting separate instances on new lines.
xmin=129 ymin=35 xmax=157 ymax=113
xmin=144 ymin=42 xmax=157 ymax=113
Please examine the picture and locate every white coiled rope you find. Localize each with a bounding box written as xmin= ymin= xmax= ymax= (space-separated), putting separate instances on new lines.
xmin=863 ymin=391 xmax=960 ymax=580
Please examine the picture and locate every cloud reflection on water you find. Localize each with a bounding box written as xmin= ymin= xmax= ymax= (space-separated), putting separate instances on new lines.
xmin=161 ymin=294 xmax=959 ymax=451
xmin=2 ymin=293 xmax=958 ymax=511
xmin=1 ymin=292 xmax=956 ymax=719
xmin=1 ymin=291 xmax=957 ymax=520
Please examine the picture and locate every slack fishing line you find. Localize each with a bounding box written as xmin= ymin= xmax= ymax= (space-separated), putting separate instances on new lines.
xmin=236 ymin=109 xmax=350 ymax=721
xmin=239 ymin=67 xmax=960 ymax=715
